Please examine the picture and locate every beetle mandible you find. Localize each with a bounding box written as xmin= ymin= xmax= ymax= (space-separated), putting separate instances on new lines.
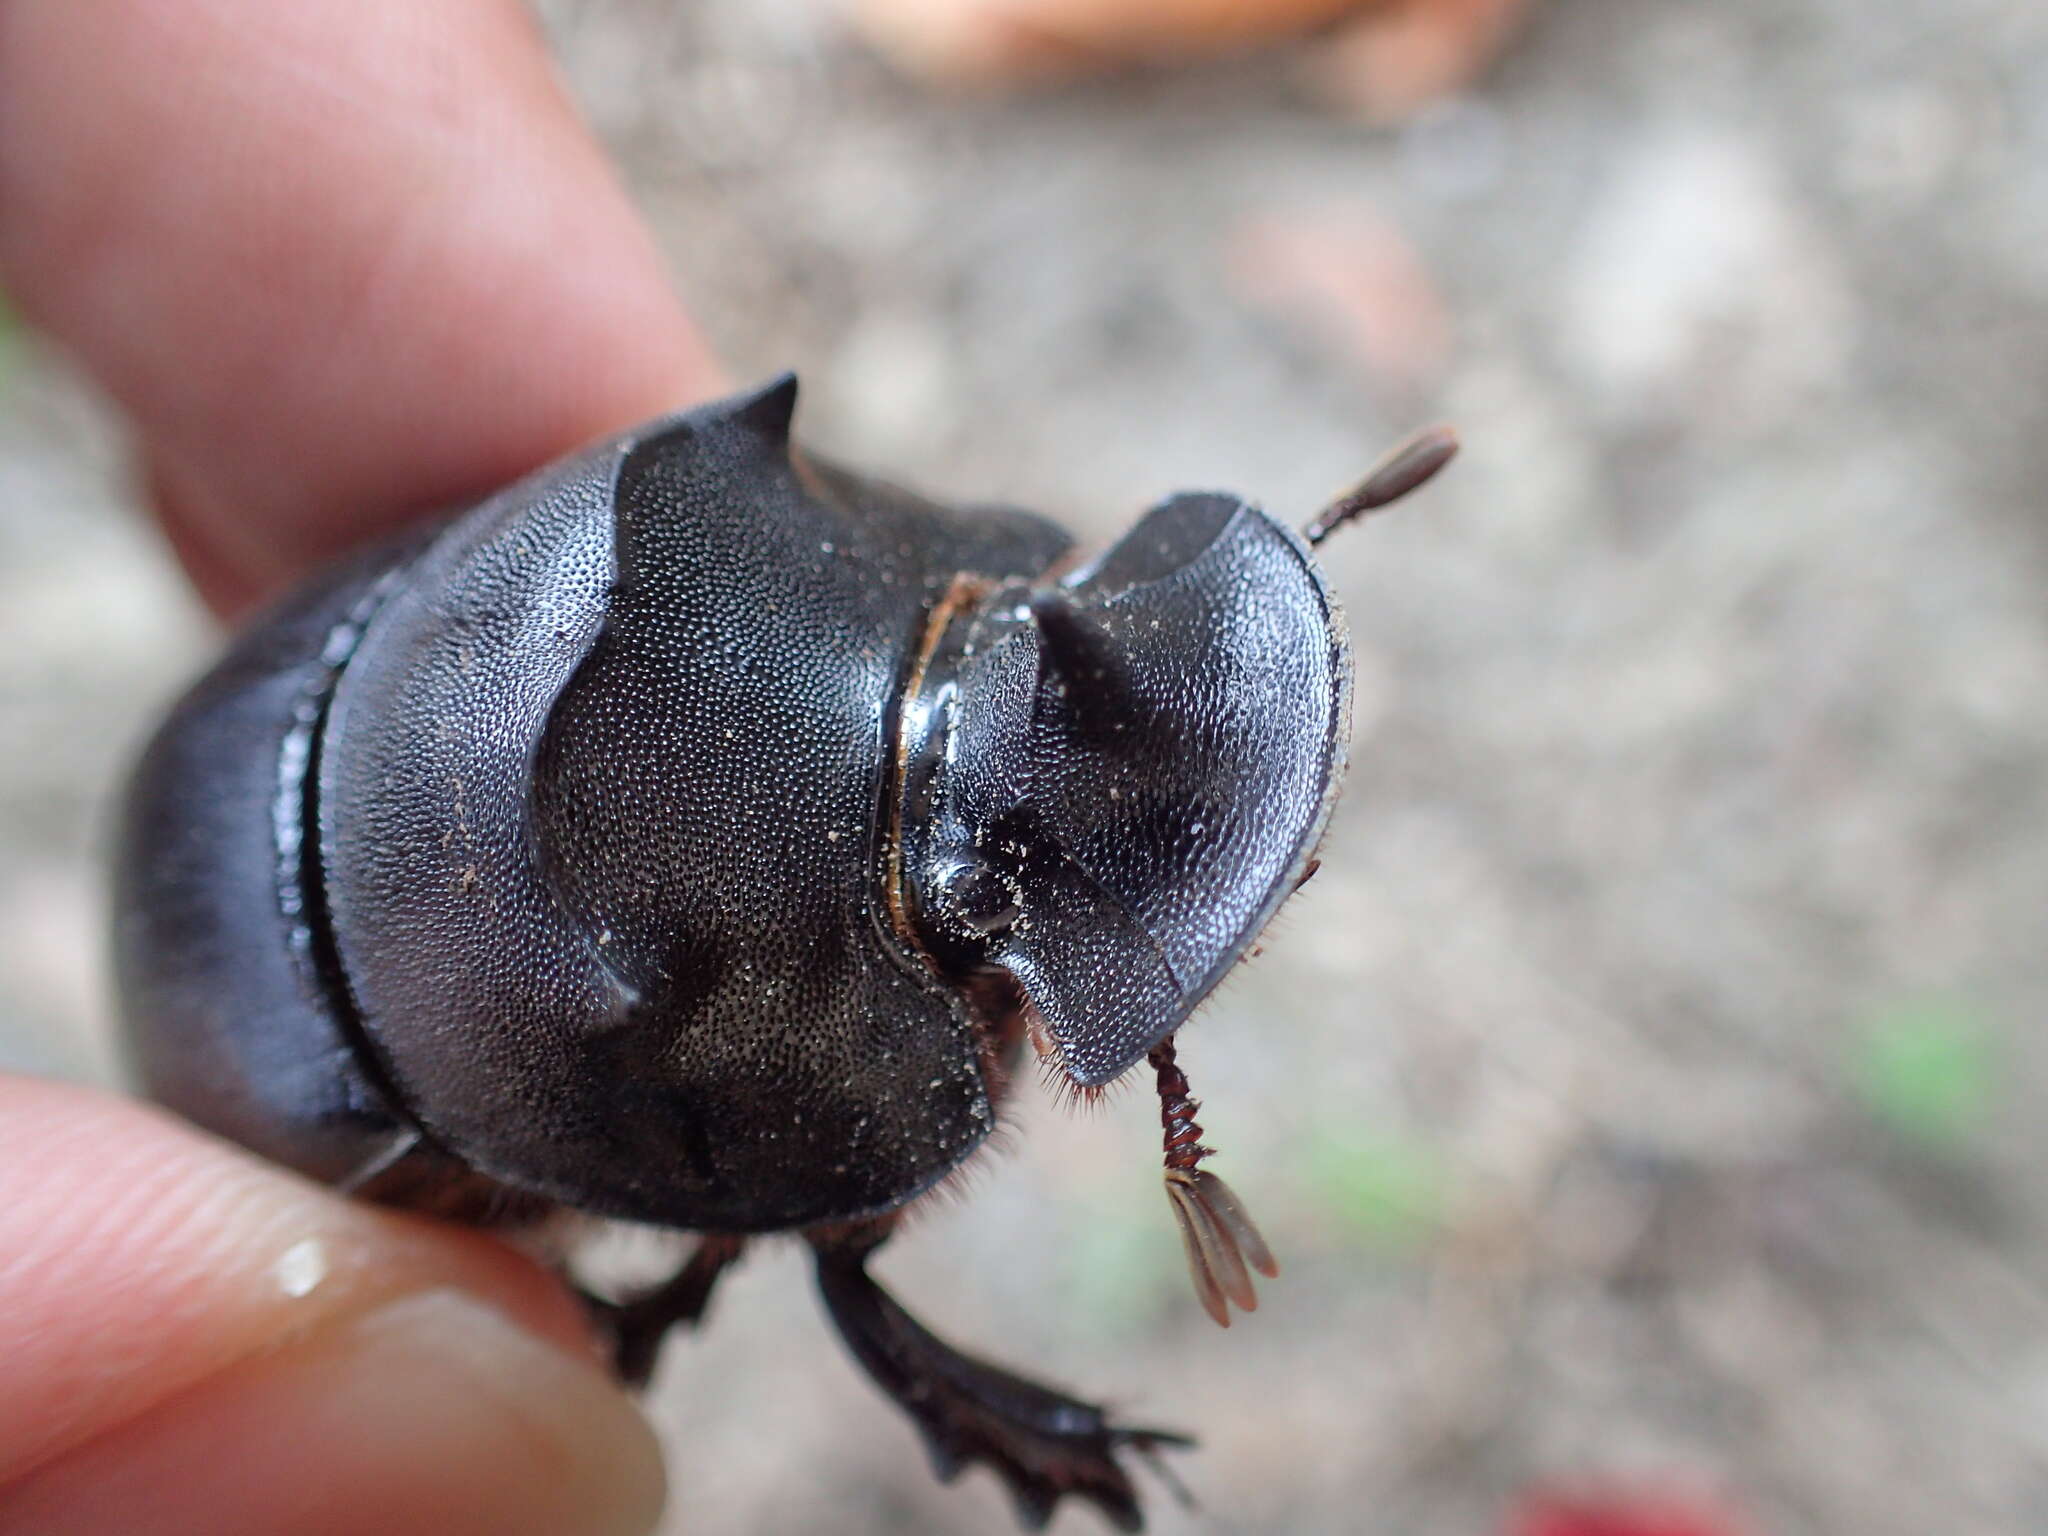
xmin=112 ymin=375 xmax=1454 ymax=1530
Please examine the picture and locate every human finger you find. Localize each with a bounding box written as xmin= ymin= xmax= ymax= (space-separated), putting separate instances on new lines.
xmin=0 ymin=0 xmax=721 ymax=616
xmin=0 ymin=1075 xmax=664 ymax=1536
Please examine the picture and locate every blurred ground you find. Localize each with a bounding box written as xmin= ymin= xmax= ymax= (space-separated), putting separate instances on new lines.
xmin=5 ymin=0 xmax=2048 ymax=1532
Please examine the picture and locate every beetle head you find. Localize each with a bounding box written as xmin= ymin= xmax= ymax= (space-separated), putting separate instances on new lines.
xmin=895 ymin=491 xmax=1350 ymax=1088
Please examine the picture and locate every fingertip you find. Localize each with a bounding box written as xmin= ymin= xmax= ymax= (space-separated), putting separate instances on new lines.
xmin=1 ymin=1289 xmax=666 ymax=1536
xmin=0 ymin=0 xmax=723 ymax=615
xmin=0 ymin=1076 xmax=601 ymax=1486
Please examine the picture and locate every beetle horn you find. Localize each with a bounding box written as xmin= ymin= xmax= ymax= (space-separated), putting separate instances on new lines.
xmin=997 ymin=492 xmax=1346 ymax=1087
xmin=1303 ymin=423 xmax=1458 ymax=547
xmin=724 ymin=370 xmax=800 ymax=440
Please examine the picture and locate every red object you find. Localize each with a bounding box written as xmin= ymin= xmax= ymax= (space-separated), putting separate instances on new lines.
xmin=1510 ymin=1490 xmax=1746 ymax=1536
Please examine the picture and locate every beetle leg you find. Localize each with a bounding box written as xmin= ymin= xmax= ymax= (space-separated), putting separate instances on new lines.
xmin=586 ymin=1234 xmax=746 ymax=1388
xmin=810 ymin=1233 xmax=1191 ymax=1532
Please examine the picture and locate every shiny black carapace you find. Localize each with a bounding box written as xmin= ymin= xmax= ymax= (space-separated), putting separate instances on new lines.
xmin=113 ymin=376 xmax=1453 ymax=1531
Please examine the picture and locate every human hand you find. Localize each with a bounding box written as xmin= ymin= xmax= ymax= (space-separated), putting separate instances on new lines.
xmin=0 ymin=1078 xmax=663 ymax=1534
xmin=0 ymin=2 xmax=722 ymax=1529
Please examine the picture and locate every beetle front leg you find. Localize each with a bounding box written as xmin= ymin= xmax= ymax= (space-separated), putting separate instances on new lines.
xmin=809 ymin=1228 xmax=1190 ymax=1532
xmin=586 ymin=1234 xmax=746 ymax=1388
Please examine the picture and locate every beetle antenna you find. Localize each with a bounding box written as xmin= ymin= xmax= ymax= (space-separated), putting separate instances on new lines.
xmin=1303 ymin=424 xmax=1459 ymax=547
xmin=1150 ymin=1035 xmax=1278 ymax=1327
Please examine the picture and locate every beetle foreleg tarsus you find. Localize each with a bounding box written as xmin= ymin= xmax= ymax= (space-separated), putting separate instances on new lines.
xmin=1303 ymin=423 xmax=1459 ymax=546
xmin=812 ymin=1243 xmax=1190 ymax=1532
xmin=587 ymin=1234 xmax=747 ymax=1388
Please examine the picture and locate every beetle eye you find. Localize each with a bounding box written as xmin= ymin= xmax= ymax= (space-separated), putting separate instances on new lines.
xmin=938 ymin=861 xmax=1020 ymax=937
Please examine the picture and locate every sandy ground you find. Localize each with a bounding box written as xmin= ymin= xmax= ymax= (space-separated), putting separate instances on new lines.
xmin=4 ymin=1 xmax=2048 ymax=1532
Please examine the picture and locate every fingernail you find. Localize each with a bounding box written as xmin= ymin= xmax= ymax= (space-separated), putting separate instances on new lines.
xmin=2 ymin=1289 xmax=666 ymax=1536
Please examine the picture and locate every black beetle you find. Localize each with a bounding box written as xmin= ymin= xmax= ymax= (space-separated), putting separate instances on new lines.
xmin=112 ymin=375 xmax=1453 ymax=1530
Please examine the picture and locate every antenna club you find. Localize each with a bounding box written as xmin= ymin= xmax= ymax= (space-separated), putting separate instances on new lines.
xmin=1304 ymin=423 xmax=1460 ymax=547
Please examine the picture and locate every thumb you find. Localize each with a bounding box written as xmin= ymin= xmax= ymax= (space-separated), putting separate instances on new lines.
xmin=0 ymin=1076 xmax=664 ymax=1536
